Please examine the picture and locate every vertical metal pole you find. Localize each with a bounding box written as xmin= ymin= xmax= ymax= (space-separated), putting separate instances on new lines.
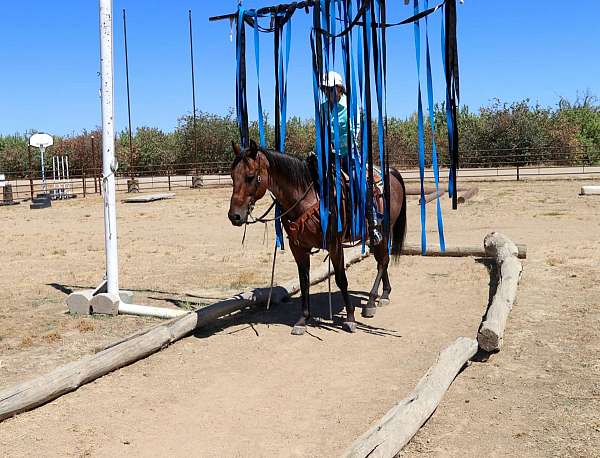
xmin=82 ymin=152 xmax=87 ymax=198
xmin=189 ymin=10 xmax=198 ymax=171
xmin=100 ymin=0 xmax=119 ymax=296
xmin=123 ymin=9 xmax=134 ymax=178
xmin=40 ymin=146 xmax=47 ymax=193
xmin=28 ymin=145 xmax=34 ymax=199
xmin=66 ymin=155 xmax=71 ymax=196
xmin=52 ymin=156 xmax=57 ymax=196
xmin=91 ymin=136 xmax=98 ymax=193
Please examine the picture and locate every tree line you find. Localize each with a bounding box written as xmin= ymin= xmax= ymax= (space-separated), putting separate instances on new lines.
xmin=1 ymin=94 xmax=599 ymax=176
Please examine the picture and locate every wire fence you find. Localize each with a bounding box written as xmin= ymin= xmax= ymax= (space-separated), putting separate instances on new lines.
xmin=2 ymin=147 xmax=599 ymax=201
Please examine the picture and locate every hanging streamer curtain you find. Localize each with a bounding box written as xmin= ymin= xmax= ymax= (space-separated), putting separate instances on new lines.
xmin=231 ymin=0 xmax=460 ymax=253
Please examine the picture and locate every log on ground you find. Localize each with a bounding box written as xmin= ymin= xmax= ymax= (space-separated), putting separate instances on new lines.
xmin=401 ymin=241 xmax=527 ymax=259
xmin=341 ymin=337 xmax=478 ymax=458
xmin=477 ymin=232 xmax=524 ymax=352
xmin=418 ymin=189 xmax=444 ymax=205
xmin=0 ymin=247 xmax=367 ymax=422
xmin=457 ymin=187 xmax=479 ymax=204
xmin=580 ymin=185 xmax=600 ymax=196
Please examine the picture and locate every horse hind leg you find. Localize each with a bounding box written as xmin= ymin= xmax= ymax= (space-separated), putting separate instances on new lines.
xmin=363 ymin=243 xmax=389 ymax=318
xmin=329 ymin=243 xmax=356 ymax=333
xmin=379 ymin=269 xmax=392 ymax=306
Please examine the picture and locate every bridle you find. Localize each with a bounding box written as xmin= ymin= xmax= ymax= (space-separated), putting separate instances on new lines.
xmin=242 ymin=151 xmax=315 ymax=226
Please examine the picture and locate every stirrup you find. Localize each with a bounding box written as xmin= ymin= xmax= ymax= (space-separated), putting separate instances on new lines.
xmin=371 ymin=228 xmax=383 ymax=246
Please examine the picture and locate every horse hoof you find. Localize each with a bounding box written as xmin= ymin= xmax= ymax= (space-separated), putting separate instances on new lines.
xmin=342 ymin=321 xmax=357 ymax=333
xmin=379 ymin=298 xmax=390 ymax=306
xmin=362 ymin=306 xmax=377 ymax=318
xmin=291 ymin=325 xmax=306 ymax=336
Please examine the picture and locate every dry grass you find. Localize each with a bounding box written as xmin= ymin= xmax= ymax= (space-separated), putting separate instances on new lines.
xmin=42 ymin=331 xmax=62 ymax=343
xmin=75 ymin=319 xmax=95 ymax=333
xmin=228 ymin=271 xmax=262 ymax=290
xmin=19 ymin=336 xmax=34 ymax=348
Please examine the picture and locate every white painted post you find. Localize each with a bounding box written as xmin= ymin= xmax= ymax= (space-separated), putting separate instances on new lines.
xmin=65 ymin=155 xmax=71 ymax=196
xmin=52 ymin=155 xmax=57 ymax=197
xmin=99 ymin=0 xmax=119 ymax=296
xmin=60 ymin=156 xmax=65 ymax=197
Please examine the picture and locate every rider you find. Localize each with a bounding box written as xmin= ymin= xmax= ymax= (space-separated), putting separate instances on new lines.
xmin=320 ymin=71 xmax=382 ymax=245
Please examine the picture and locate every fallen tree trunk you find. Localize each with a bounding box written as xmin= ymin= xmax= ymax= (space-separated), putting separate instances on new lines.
xmin=401 ymin=241 xmax=527 ymax=259
xmin=418 ymin=189 xmax=445 ymax=205
xmin=477 ymin=232 xmax=523 ymax=352
xmin=404 ymin=185 xmax=437 ymax=196
xmin=457 ymin=187 xmax=479 ymax=204
xmin=0 ymin=247 xmax=368 ymax=422
xmin=341 ymin=337 xmax=478 ymax=458
xmin=580 ymin=185 xmax=600 ymax=196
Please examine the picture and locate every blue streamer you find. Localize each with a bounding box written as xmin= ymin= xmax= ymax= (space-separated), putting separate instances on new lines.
xmin=414 ymin=0 xmax=427 ymax=255
xmin=441 ymin=5 xmax=455 ymax=199
xmin=425 ymin=0 xmax=446 ymax=251
xmin=310 ymin=31 xmax=329 ymax=247
xmin=253 ymin=13 xmax=266 ymax=147
xmin=235 ymin=6 xmax=248 ymax=146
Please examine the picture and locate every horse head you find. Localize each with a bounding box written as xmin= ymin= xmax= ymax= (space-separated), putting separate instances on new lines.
xmin=228 ymin=139 xmax=269 ymax=226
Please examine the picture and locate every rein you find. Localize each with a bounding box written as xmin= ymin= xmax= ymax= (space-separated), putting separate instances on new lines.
xmin=246 ymin=182 xmax=315 ymax=225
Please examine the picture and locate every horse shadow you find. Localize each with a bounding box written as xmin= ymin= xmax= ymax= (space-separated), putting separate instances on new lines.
xmin=192 ymin=289 xmax=402 ymax=340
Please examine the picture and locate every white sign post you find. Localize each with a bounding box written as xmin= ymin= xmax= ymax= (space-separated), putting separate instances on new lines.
xmin=29 ymin=133 xmax=53 ymax=194
xmin=99 ymin=0 xmax=119 ymax=296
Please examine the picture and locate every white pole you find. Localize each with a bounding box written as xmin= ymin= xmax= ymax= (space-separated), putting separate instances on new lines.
xmin=52 ymin=155 xmax=56 ymax=196
xmin=60 ymin=156 xmax=65 ymax=197
xmin=99 ymin=0 xmax=119 ymax=296
xmin=65 ymin=155 xmax=71 ymax=196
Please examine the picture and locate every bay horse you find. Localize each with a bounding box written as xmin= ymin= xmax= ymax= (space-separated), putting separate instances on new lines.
xmin=228 ymin=140 xmax=406 ymax=335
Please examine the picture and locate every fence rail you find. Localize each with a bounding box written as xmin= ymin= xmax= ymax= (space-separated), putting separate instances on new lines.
xmin=2 ymin=148 xmax=599 ymax=201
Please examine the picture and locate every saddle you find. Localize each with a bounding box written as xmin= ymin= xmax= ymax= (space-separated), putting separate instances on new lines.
xmin=284 ymin=167 xmax=385 ymax=248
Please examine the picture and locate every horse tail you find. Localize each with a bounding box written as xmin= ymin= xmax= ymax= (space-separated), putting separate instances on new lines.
xmin=389 ymin=168 xmax=407 ymax=261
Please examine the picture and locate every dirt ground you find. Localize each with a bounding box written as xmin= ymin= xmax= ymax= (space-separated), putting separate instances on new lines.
xmin=0 ymin=179 xmax=599 ymax=457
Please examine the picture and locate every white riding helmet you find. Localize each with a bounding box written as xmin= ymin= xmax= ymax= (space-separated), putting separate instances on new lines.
xmin=321 ymin=71 xmax=344 ymax=88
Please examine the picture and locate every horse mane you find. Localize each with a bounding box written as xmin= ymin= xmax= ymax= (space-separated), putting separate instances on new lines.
xmin=233 ymin=146 xmax=312 ymax=189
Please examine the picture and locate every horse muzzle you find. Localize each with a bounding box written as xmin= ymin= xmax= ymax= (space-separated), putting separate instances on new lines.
xmin=228 ymin=210 xmax=247 ymax=226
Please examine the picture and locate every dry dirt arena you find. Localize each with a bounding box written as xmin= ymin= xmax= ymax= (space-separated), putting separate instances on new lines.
xmin=1 ymin=179 xmax=599 ymax=457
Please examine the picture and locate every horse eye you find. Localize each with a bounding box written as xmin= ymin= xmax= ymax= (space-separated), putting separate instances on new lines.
xmin=245 ymin=175 xmax=255 ymax=183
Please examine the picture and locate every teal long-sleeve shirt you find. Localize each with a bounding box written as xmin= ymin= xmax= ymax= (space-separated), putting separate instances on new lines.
xmin=322 ymin=94 xmax=359 ymax=157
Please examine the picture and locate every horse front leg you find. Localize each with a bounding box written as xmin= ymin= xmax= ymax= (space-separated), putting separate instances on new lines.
xmin=290 ymin=244 xmax=310 ymax=336
xmin=329 ymin=242 xmax=356 ymax=333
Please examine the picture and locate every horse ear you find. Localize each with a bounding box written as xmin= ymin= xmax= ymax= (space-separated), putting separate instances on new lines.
xmin=248 ymin=139 xmax=258 ymax=159
xmin=232 ymin=141 xmax=241 ymax=157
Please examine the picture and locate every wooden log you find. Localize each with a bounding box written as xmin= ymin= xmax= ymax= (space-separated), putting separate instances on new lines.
xmin=404 ymin=184 xmax=436 ymax=196
xmin=580 ymin=185 xmax=600 ymax=196
xmin=341 ymin=337 xmax=478 ymax=458
xmin=418 ymin=189 xmax=444 ymax=205
xmin=0 ymin=246 xmax=367 ymax=422
xmin=477 ymin=232 xmax=523 ymax=352
xmin=90 ymin=293 xmax=119 ymax=316
xmin=66 ymin=290 xmax=93 ymax=315
xmin=401 ymin=242 xmax=527 ymax=259
xmin=457 ymin=186 xmax=479 ymax=204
